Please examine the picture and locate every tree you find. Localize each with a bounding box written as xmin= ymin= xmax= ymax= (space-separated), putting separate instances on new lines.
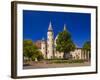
xmin=31 ymin=50 xmax=44 ymax=61
xmin=23 ymin=40 xmax=44 ymax=61
xmin=56 ymin=29 xmax=75 ymax=59
xmin=36 ymin=51 xmax=44 ymax=61
xmin=83 ymin=41 xmax=91 ymax=51
xmin=83 ymin=41 xmax=91 ymax=60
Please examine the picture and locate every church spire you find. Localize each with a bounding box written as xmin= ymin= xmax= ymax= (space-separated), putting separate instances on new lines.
xmin=63 ymin=24 xmax=67 ymax=31
xmin=48 ymin=21 xmax=53 ymax=31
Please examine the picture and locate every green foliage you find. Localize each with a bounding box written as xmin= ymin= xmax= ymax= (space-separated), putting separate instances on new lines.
xmin=83 ymin=41 xmax=91 ymax=51
xmin=44 ymin=59 xmax=84 ymax=64
xmin=52 ymin=59 xmax=84 ymax=64
xmin=56 ymin=30 xmax=75 ymax=54
xmin=32 ymin=50 xmax=44 ymax=61
xmin=23 ymin=40 xmax=44 ymax=61
xmin=37 ymin=51 xmax=44 ymax=61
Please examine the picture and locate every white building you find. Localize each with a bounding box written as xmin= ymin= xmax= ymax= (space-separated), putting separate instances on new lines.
xmin=41 ymin=22 xmax=90 ymax=60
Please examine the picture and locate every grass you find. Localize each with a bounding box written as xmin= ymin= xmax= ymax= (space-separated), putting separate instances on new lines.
xmin=44 ymin=59 xmax=85 ymax=64
xmin=24 ymin=59 xmax=85 ymax=65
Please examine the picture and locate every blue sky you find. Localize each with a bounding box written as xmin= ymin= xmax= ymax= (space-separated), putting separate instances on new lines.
xmin=23 ymin=10 xmax=91 ymax=48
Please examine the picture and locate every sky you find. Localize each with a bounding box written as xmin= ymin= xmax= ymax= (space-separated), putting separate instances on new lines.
xmin=23 ymin=10 xmax=91 ymax=48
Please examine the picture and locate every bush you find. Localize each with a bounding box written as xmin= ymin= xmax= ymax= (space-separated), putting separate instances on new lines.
xmin=37 ymin=55 xmax=44 ymax=61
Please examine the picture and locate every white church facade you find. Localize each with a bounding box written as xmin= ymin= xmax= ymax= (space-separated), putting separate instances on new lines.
xmin=41 ymin=22 xmax=90 ymax=60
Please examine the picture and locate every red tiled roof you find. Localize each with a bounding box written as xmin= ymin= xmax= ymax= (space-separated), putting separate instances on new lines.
xmin=34 ymin=40 xmax=41 ymax=49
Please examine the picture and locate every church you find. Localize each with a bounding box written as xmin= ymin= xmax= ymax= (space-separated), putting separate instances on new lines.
xmin=40 ymin=22 xmax=90 ymax=60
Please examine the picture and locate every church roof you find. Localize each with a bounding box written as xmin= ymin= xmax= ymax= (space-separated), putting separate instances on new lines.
xmin=34 ymin=40 xmax=41 ymax=49
xmin=55 ymin=35 xmax=58 ymax=41
xmin=48 ymin=22 xmax=53 ymax=31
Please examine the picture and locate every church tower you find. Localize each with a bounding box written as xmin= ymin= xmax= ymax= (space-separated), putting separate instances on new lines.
xmin=41 ymin=37 xmax=46 ymax=58
xmin=47 ymin=22 xmax=54 ymax=59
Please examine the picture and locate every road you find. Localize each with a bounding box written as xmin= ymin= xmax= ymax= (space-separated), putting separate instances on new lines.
xmin=23 ymin=61 xmax=90 ymax=69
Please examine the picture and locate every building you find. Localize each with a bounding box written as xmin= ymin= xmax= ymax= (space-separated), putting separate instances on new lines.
xmin=41 ymin=22 xmax=90 ymax=60
xmin=34 ymin=40 xmax=41 ymax=49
